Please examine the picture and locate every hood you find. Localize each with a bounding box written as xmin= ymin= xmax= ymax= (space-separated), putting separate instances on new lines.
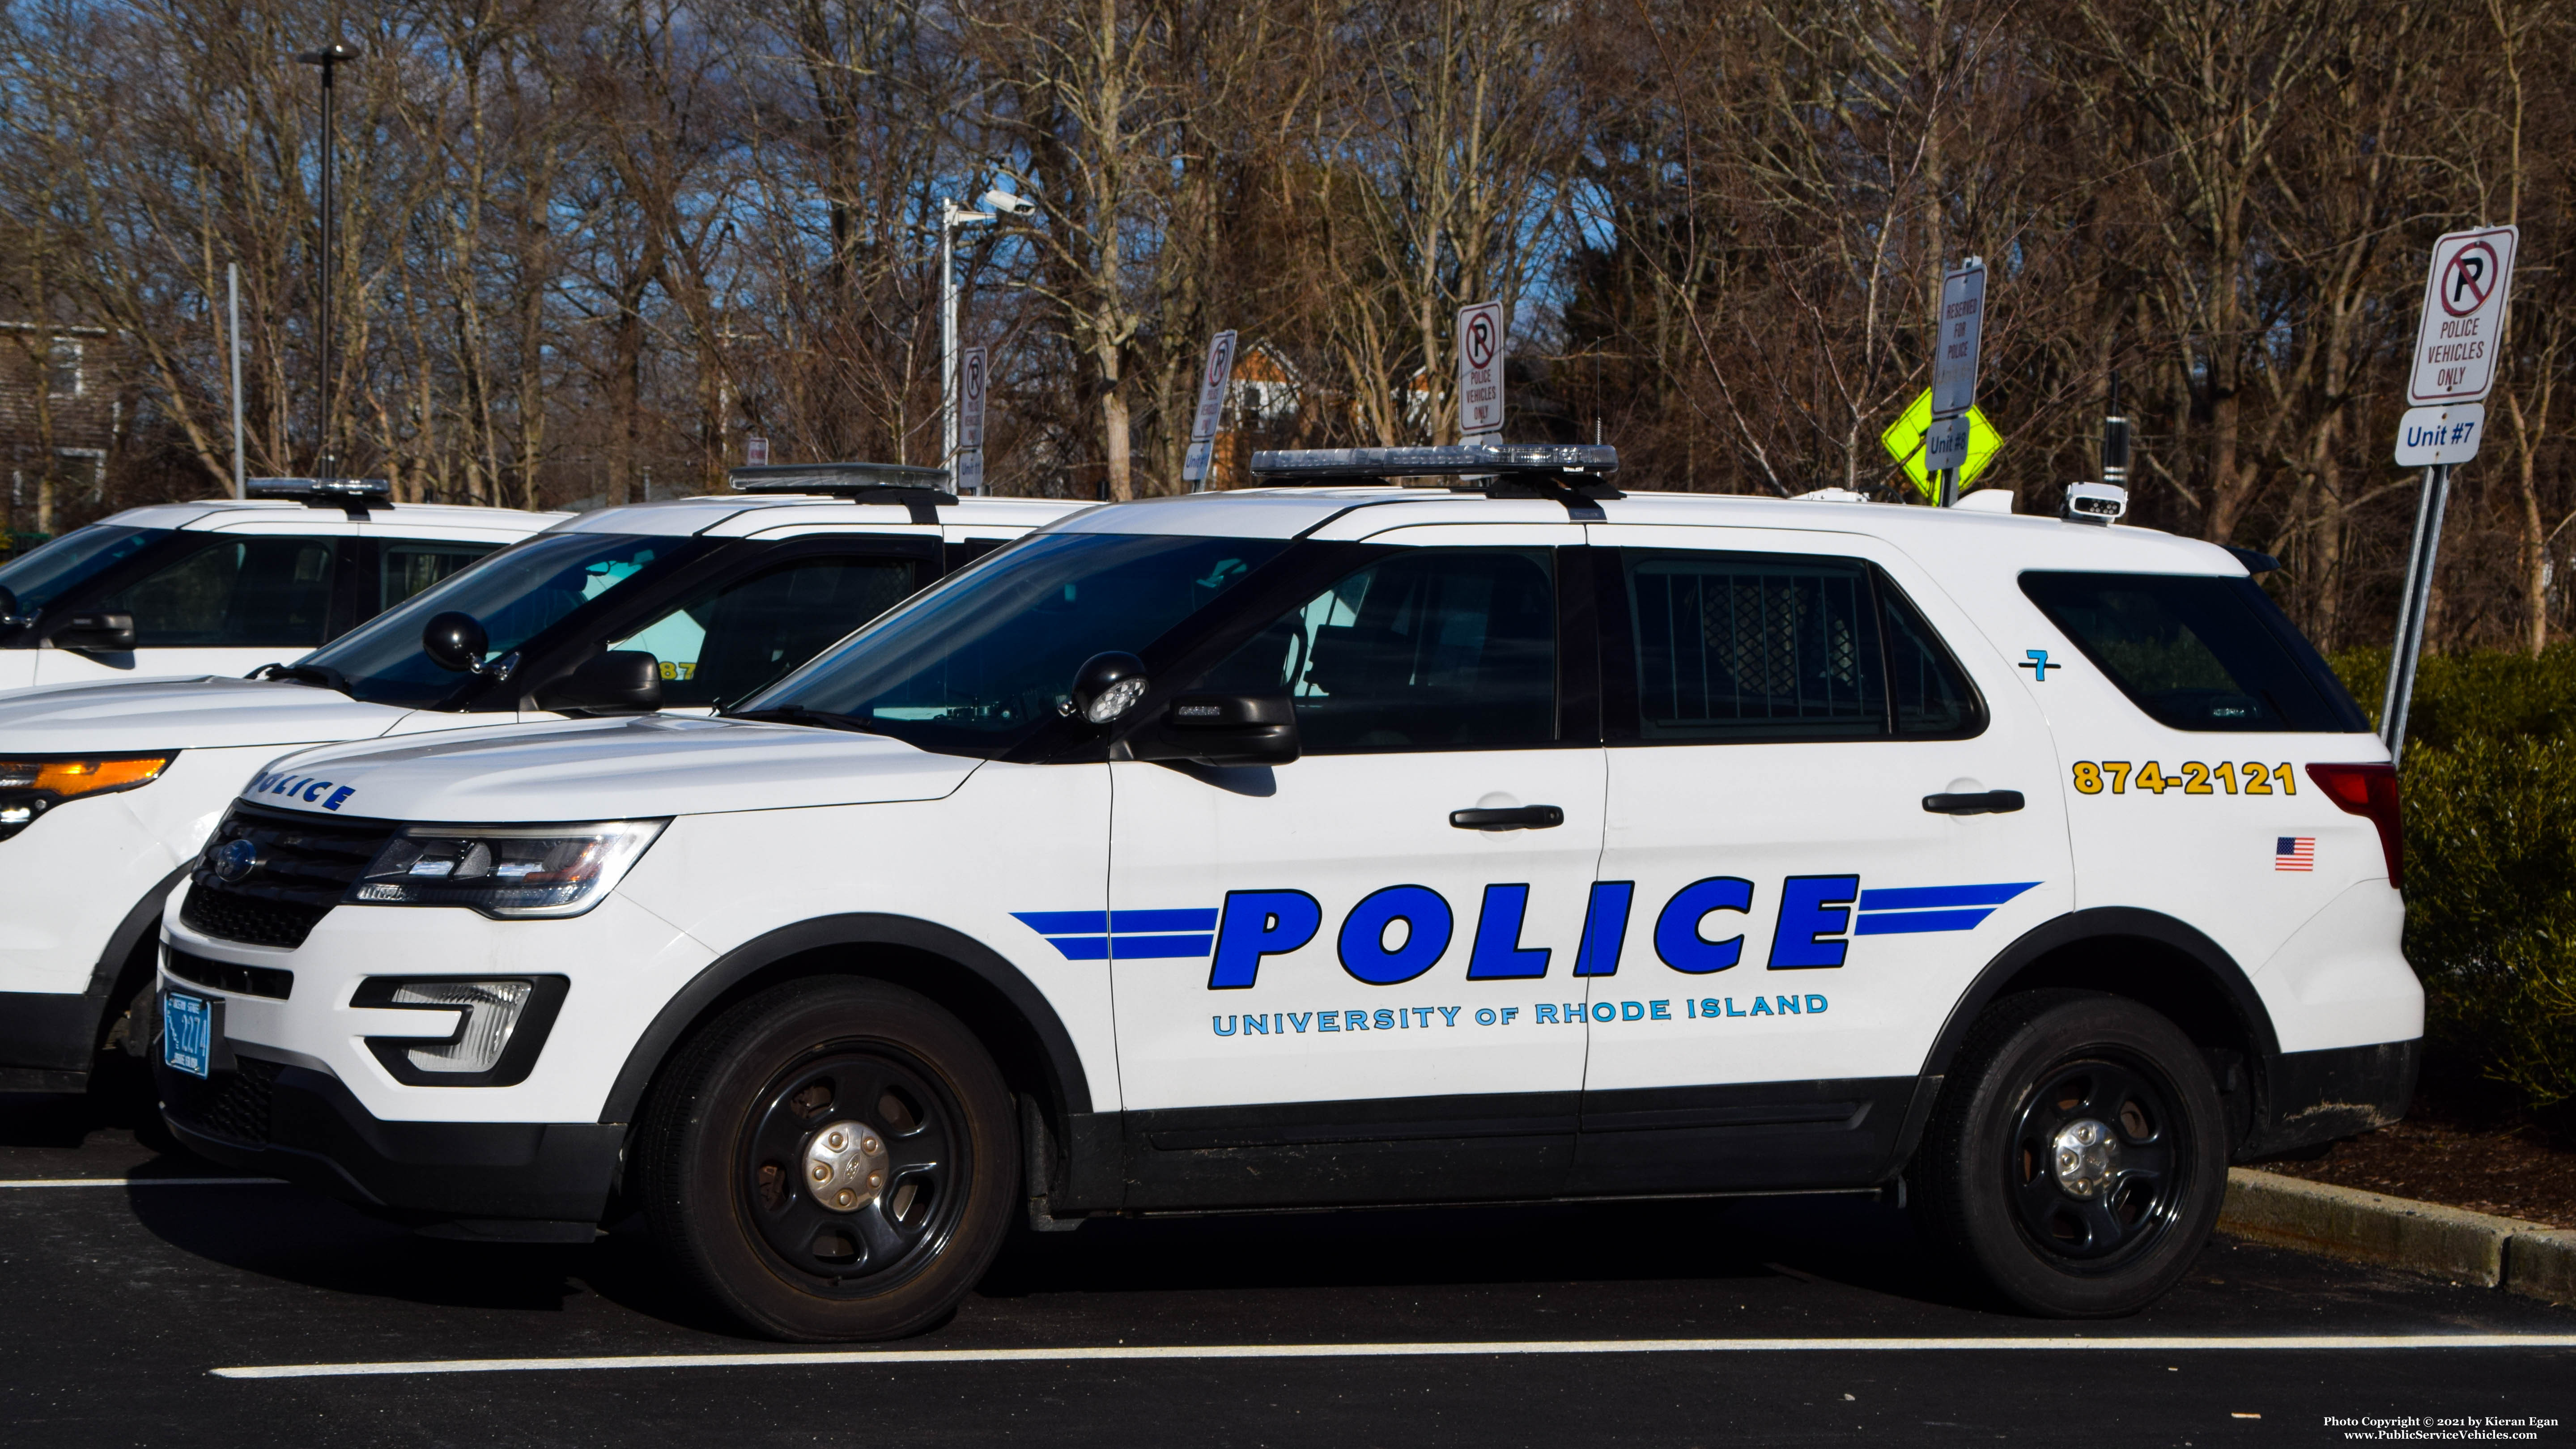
xmin=241 ymin=714 xmax=981 ymax=823
xmin=0 ymin=676 xmax=414 ymax=753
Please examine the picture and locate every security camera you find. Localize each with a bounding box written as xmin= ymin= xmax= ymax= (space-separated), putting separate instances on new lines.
xmin=979 ymin=189 xmax=1037 ymax=218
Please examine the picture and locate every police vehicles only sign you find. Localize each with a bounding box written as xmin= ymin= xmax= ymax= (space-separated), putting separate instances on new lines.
xmin=2407 ymin=226 xmax=2516 ymax=407
xmin=1925 ymin=259 xmax=1986 ymax=474
xmin=1181 ymin=330 xmax=1238 ymax=487
xmin=1456 ymin=301 xmax=1505 ymax=442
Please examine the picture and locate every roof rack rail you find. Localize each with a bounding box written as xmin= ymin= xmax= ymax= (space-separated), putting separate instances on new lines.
xmin=728 ymin=462 xmax=958 ymax=523
xmin=246 ymin=476 xmax=393 ymax=518
xmin=1247 ymin=443 xmax=1622 ymax=517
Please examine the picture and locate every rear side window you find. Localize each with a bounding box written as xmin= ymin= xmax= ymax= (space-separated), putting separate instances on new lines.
xmin=1613 ymin=549 xmax=1981 ymax=742
xmin=2019 ymin=571 xmax=2368 ymax=733
xmin=105 ymin=535 xmax=338 ymax=648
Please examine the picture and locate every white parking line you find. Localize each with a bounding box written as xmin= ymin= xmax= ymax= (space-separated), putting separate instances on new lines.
xmin=0 ymin=1177 xmax=285 ymax=1189
xmin=215 ymin=1335 xmax=2576 ymax=1380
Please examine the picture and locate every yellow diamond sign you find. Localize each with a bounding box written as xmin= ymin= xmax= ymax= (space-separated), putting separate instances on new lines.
xmin=1879 ymin=389 xmax=2002 ymax=498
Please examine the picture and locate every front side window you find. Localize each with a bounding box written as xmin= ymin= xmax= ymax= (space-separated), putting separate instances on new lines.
xmin=105 ymin=535 xmax=338 ymax=649
xmin=2019 ymin=571 xmax=2367 ymax=733
xmin=606 ymin=555 xmax=920 ymax=708
xmin=1614 ymin=548 xmax=1980 ymax=742
xmin=307 ymin=531 xmax=703 ymax=706
xmin=0 ymin=524 xmax=167 ymax=615
xmin=749 ymin=531 xmax=1285 ymax=757
xmin=380 ymin=541 xmax=504 ymax=612
xmin=1197 ymin=547 xmax=1558 ymax=753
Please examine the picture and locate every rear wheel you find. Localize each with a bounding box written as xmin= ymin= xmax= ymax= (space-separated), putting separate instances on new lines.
xmin=637 ymin=977 xmax=1015 ymax=1340
xmin=1913 ymin=990 xmax=2226 ymax=1317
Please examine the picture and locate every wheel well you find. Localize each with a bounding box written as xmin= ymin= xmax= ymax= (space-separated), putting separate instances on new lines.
xmin=1981 ymin=936 xmax=2257 ymax=1062
xmin=607 ymin=921 xmax=1087 ymax=1208
xmin=663 ymin=942 xmax=1068 ymax=1118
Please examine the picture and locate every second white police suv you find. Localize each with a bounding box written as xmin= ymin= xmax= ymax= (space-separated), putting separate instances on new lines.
xmin=157 ymin=446 xmax=2419 ymax=1340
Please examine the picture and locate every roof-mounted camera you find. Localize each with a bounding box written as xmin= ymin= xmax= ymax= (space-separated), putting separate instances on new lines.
xmin=246 ymin=476 xmax=393 ymax=518
xmin=728 ymin=462 xmax=959 ymax=524
xmin=2060 ymin=480 xmax=2129 ymax=527
xmin=1247 ymin=444 xmax=1622 ymax=518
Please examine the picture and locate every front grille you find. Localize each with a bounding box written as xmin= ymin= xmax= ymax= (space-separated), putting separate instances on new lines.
xmin=169 ymin=1056 xmax=281 ymax=1147
xmin=180 ymin=802 xmax=398 ymax=950
xmin=164 ymin=948 xmax=292 ymax=1000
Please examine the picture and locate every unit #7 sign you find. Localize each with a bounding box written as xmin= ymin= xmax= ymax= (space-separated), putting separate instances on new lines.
xmin=2409 ymin=226 xmax=2517 ymax=407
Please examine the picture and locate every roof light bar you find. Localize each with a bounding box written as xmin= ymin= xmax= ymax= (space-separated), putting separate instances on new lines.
xmin=246 ymin=477 xmax=394 ymax=515
xmin=728 ymin=462 xmax=957 ymax=502
xmin=1247 ymin=444 xmax=1618 ymax=481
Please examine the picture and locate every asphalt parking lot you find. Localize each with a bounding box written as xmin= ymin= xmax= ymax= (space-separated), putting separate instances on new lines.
xmin=4 ymin=1074 xmax=2570 ymax=1449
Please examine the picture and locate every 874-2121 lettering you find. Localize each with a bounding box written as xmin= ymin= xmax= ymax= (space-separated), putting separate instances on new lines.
xmin=2070 ymin=760 xmax=2298 ymax=796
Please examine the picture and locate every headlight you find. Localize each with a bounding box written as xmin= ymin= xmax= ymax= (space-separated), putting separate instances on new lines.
xmin=0 ymin=754 xmax=174 ymax=841
xmin=349 ymin=820 xmax=667 ymax=918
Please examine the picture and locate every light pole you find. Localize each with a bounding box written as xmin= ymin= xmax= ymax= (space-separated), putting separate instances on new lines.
xmin=937 ymin=188 xmax=1033 ymax=494
xmin=296 ymin=42 xmax=358 ymax=479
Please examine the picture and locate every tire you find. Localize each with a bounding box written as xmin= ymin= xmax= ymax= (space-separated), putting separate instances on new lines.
xmin=636 ymin=976 xmax=1016 ymax=1341
xmin=1913 ymin=990 xmax=2227 ymax=1318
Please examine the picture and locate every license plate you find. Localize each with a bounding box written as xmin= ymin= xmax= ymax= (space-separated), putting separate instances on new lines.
xmin=162 ymin=991 xmax=212 ymax=1078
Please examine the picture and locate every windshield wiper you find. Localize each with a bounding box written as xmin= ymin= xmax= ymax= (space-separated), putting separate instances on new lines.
xmin=248 ymin=662 xmax=352 ymax=696
xmin=721 ymin=704 xmax=882 ymax=736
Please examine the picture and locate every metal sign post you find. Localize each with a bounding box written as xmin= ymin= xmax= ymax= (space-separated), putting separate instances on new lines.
xmin=1181 ymin=330 xmax=1237 ymax=490
xmin=1455 ymin=301 xmax=1505 ymax=443
xmin=1926 ymin=259 xmax=1986 ymax=506
xmin=2382 ymin=226 xmax=2519 ymax=765
xmin=295 ymin=43 xmax=359 ymax=479
xmin=956 ymin=345 xmax=987 ymax=495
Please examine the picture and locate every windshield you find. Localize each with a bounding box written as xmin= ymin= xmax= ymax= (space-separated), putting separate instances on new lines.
xmin=305 ymin=532 xmax=702 ymax=707
xmin=0 ymin=525 xmax=169 ymax=615
xmin=747 ymin=531 xmax=1286 ymax=756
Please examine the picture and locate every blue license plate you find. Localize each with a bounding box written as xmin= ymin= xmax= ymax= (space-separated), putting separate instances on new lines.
xmin=162 ymin=991 xmax=211 ymax=1078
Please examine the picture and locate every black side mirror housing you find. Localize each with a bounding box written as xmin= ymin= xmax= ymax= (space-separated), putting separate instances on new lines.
xmin=535 ymin=650 xmax=664 ymax=713
xmin=1131 ymin=693 xmax=1300 ymax=767
xmin=50 ymin=612 xmax=136 ymax=652
xmin=1069 ymin=651 xmax=1150 ymax=726
xmin=422 ymin=612 xmax=489 ymax=672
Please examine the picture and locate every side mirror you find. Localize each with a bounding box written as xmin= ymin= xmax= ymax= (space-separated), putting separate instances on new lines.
xmin=51 ymin=611 xmax=136 ymax=652
xmin=1132 ymin=693 xmax=1300 ymax=767
xmin=1068 ymin=651 xmax=1150 ymax=726
xmin=422 ymin=612 xmax=489 ymax=672
xmin=535 ymin=650 xmax=664 ymax=713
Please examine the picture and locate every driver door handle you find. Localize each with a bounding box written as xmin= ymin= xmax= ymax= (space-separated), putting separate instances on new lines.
xmin=1450 ymin=805 xmax=1565 ymax=831
xmin=1923 ymin=790 xmax=2024 ymax=816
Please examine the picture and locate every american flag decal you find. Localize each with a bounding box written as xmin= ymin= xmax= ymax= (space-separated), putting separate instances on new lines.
xmin=2275 ymin=837 xmax=2315 ymax=871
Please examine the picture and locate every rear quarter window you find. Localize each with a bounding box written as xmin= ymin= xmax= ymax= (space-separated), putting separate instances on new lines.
xmin=2019 ymin=571 xmax=2367 ymax=733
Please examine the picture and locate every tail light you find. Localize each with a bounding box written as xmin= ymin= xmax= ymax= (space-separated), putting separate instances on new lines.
xmin=2306 ymin=762 xmax=2402 ymax=889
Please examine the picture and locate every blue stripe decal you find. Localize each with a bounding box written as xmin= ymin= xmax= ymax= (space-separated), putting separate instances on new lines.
xmin=1109 ymin=933 xmax=1216 ymax=960
xmin=1855 ymin=908 xmax=1997 ymax=935
xmin=1855 ymin=882 xmax=2039 ymax=912
xmin=1038 ymin=935 xmax=1111 ymax=960
xmin=1111 ymin=909 xmax=1220 ymax=933
xmin=1013 ymin=910 xmax=1108 ymax=935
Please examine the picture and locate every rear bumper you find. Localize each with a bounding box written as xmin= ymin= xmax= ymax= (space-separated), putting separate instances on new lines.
xmin=2240 ymin=1037 xmax=2419 ymax=1160
xmin=156 ymin=1051 xmax=624 ymax=1231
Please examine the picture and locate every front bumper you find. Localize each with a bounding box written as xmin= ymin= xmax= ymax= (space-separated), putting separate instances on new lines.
xmin=156 ymin=1049 xmax=624 ymax=1233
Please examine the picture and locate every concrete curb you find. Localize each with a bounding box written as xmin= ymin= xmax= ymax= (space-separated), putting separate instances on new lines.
xmin=2221 ymin=1168 xmax=2572 ymax=1303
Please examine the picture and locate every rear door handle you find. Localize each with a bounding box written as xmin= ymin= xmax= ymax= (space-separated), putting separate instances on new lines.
xmin=1450 ymin=805 xmax=1565 ymax=831
xmin=1923 ymin=790 xmax=2025 ymax=816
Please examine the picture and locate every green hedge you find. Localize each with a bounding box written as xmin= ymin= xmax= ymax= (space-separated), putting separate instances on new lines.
xmin=2331 ymin=645 xmax=2576 ymax=1107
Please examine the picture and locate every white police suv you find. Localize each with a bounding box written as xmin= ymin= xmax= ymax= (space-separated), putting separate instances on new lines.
xmin=0 ymin=467 xmax=1075 ymax=1093
xmin=154 ymin=446 xmax=2416 ymax=1339
xmin=0 ymin=478 xmax=557 ymax=695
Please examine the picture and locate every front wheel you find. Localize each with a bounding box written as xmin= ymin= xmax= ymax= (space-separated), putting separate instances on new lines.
xmin=1913 ymin=990 xmax=2226 ymax=1317
xmin=636 ymin=977 xmax=1016 ymax=1340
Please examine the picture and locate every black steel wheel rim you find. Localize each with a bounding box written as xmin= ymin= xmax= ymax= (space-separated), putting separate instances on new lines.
xmin=2004 ymin=1050 xmax=2190 ymax=1272
xmin=735 ymin=1041 xmax=966 ymax=1294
